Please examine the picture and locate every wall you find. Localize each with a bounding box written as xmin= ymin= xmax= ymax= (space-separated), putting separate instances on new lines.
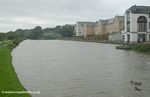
xmin=108 ymin=32 xmax=122 ymax=41
xmin=130 ymin=33 xmax=138 ymax=42
xmin=84 ymin=25 xmax=95 ymax=38
xmin=130 ymin=14 xmax=149 ymax=32
xmin=75 ymin=23 xmax=84 ymax=36
xmin=95 ymin=16 xmax=124 ymax=41
xmin=95 ymin=21 xmax=105 ymax=36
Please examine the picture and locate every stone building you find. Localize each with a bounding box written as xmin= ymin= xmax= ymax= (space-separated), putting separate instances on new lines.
xmin=122 ymin=5 xmax=150 ymax=43
xmin=75 ymin=16 xmax=124 ymax=41
xmin=95 ymin=16 xmax=124 ymax=41
xmin=95 ymin=20 xmax=108 ymax=40
xmin=74 ymin=22 xmax=96 ymax=38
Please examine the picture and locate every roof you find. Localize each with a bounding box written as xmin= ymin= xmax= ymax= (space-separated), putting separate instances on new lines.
xmin=98 ymin=16 xmax=124 ymax=25
xmin=77 ymin=22 xmax=96 ymax=27
xmin=108 ymin=18 xmax=114 ymax=24
xmin=98 ymin=20 xmax=108 ymax=24
xmin=127 ymin=5 xmax=150 ymax=14
xmin=115 ymin=16 xmax=124 ymax=21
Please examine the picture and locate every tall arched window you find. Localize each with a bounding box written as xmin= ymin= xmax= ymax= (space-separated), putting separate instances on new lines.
xmin=137 ymin=16 xmax=147 ymax=32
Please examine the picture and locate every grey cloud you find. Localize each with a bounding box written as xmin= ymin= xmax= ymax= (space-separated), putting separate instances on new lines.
xmin=0 ymin=0 xmax=149 ymax=32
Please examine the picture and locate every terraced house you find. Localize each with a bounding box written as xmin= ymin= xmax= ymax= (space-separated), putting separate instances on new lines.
xmin=74 ymin=22 xmax=96 ymax=39
xmin=75 ymin=16 xmax=124 ymax=41
xmin=95 ymin=16 xmax=124 ymax=41
xmin=122 ymin=5 xmax=150 ymax=43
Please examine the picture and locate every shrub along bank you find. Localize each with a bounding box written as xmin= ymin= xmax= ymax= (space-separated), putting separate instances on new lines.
xmin=116 ymin=43 xmax=150 ymax=52
xmin=132 ymin=44 xmax=150 ymax=52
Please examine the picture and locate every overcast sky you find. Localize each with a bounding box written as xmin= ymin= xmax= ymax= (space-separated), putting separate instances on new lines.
xmin=0 ymin=0 xmax=149 ymax=32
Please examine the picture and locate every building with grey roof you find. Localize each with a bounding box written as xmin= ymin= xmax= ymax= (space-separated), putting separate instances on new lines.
xmin=122 ymin=5 xmax=150 ymax=43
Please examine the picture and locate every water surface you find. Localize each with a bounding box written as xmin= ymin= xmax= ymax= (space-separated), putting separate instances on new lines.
xmin=12 ymin=40 xmax=150 ymax=97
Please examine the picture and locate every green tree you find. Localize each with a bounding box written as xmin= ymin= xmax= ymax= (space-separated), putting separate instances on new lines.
xmin=30 ymin=26 xmax=43 ymax=39
xmin=54 ymin=25 xmax=61 ymax=33
xmin=0 ymin=33 xmax=7 ymax=41
xmin=60 ymin=25 xmax=74 ymax=37
xmin=15 ymin=29 xmax=26 ymax=38
xmin=6 ymin=31 xmax=19 ymax=40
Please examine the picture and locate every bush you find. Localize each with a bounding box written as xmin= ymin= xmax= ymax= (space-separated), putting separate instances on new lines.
xmin=132 ymin=44 xmax=150 ymax=52
xmin=13 ymin=39 xmax=23 ymax=45
xmin=6 ymin=42 xmax=16 ymax=50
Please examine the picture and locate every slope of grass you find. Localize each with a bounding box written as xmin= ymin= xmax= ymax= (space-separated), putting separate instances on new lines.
xmin=0 ymin=47 xmax=31 ymax=97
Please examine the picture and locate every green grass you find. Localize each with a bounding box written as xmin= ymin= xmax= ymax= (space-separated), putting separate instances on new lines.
xmin=0 ymin=48 xmax=31 ymax=97
xmin=132 ymin=44 xmax=150 ymax=52
xmin=116 ymin=43 xmax=150 ymax=53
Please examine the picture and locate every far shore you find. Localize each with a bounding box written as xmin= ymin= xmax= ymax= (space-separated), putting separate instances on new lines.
xmin=59 ymin=37 xmax=150 ymax=53
xmin=59 ymin=37 xmax=123 ymax=44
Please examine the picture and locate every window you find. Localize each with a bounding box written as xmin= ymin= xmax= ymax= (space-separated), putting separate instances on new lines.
xmin=78 ymin=32 xmax=81 ymax=36
xmin=137 ymin=16 xmax=147 ymax=32
xmin=127 ymin=12 xmax=130 ymax=20
xmin=138 ymin=34 xmax=146 ymax=42
xmin=127 ymin=24 xmax=130 ymax=32
xmin=127 ymin=34 xmax=130 ymax=42
xmin=149 ymin=22 xmax=150 ymax=29
xmin=122 ymin=35 xmax=125 ymax=42
xmin=126 ymin=12 xmax=130 ymax=32
xmin=127 ymin=21 xmax=130 ymax=32
xmin=127 ymin=21 xmax=130 ymax=24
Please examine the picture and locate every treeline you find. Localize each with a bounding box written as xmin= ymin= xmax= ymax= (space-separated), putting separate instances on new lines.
xmin=0 ymin=24 xmax=74 ymax=41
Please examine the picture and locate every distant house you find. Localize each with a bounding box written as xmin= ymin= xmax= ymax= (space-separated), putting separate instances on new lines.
xmin=74 ymin=22 xmax=96 ymax=39
xmin=122 ymin=5 xmax=150 ymax=43
xmin=74 ymin=22 xmax=85 ymax=37
xmin=95 ymin=16 xmax=124 ymax=41
xmin=75 ymin=16 xmax=124 ymax=40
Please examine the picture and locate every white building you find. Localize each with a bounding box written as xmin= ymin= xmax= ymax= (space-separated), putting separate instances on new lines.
xmin=122 ymin=5 xmax=150 ymax=43
xmin=74 ymin=22 xmax=96 ymax=38
xmin=74 ymin=22 xmax=87 ymax=37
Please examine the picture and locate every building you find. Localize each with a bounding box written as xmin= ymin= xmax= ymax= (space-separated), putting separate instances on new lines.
xmin=95 ymin=20 xmax=108 ymax=40
xmin=122 ymin=5 xmax=150 ymax=43
xmin=108 ymin=32 xmax=122 ymax=42
xmin=74 ymin=22 xmax=96 ymax=38
xmin=95 ymin=16 xmax=124 ymax=41
xmin=75 ymin=16 xmax=124 ymax=41
xmin=74 ymin=22 xmax=85 ymax=37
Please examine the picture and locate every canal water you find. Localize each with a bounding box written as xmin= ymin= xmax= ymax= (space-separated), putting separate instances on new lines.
xmin=12 ymin=40 xmax=150 ymax=97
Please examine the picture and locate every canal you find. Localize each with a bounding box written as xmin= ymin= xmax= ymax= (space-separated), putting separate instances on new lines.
xmin=12 ymin=40 xmax=150 ymax=97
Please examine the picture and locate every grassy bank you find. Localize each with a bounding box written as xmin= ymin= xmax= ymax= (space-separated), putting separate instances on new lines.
xmin=0 ymin=40 xmax=31 ymax=97
xmin=131 ymin=43 xmax=150 ymax=52
xmin=116 ymin=43 xmax=150 ymax=53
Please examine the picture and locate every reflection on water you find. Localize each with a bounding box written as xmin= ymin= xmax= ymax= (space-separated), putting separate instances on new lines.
xmin=12 ymin=40 xmax=150 ymax=97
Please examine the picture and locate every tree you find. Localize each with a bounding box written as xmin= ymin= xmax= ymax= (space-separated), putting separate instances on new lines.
xmin=0 ymin=33 xmax=7 ymax=41
xmin=30 ymin=26 xmax=43 ymax=39
xmin=54 ymin=25 xmax=61 ymax=33
xmin=60 ymin=25 xmax=74 ymax=37
xmin=15 ymin=29 xmax=26 ymax=38
xmin=6 ymin=31 xmax=19 ymax=40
